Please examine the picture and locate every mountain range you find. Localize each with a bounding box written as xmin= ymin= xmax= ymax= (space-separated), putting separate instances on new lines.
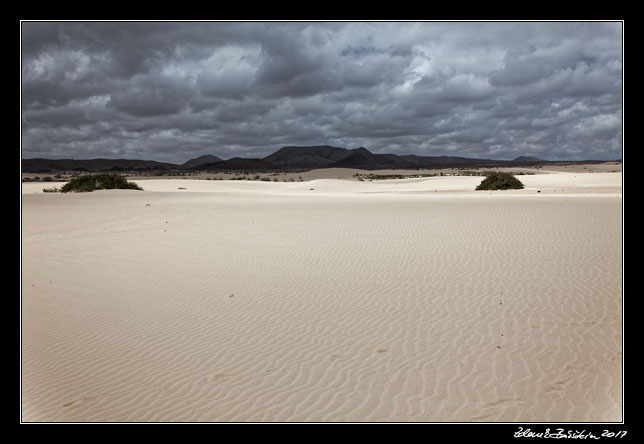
xmin=22 ymin=145 xmax=556 ymax=173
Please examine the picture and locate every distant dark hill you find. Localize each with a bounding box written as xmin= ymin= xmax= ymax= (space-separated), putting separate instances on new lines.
xmin=263 ymin=145 xmax=352 ymax=168
xmin=181 ymin=155 xmax=222 ymax=169
xmin=402 ymin=155 xmax=502 ymax=168
xmin=22 ymin=158 xmax=179 ymax=173
xmin=193 ymin=157 xmax=276 ymax=170
xmin=512 ymin=156 xmax=547 ymax=163
xmin=330 ymin=148 xmax=503 ymax=169
xmin=330 ymin=147 xmax=409 ymax=168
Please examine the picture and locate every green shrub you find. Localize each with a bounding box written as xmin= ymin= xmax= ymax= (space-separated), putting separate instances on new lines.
xmin=476 ymin=171 xmax=525 ymax=190
xmin=60 ymin=173 xmax=143 ymax=193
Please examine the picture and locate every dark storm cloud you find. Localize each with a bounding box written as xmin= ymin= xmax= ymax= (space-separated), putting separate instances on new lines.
xmin=21 ymin=21 xmax=622 ymax=163
xmin=106 ymin=74 xmax=194 ymax=117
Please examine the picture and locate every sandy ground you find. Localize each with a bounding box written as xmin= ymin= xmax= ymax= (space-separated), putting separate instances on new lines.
xmin=21 ymin=171 xmax=622 ymax=422
xmin=20 ymin=160 xmax=622 ymax=184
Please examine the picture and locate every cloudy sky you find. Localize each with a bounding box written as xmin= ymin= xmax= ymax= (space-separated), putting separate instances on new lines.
xmin=21 ymin=21 xmax=622 ymax=163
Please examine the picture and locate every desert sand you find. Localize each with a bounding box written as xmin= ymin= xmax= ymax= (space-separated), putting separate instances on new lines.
xmin=21 ymin=170 xmax=622 ymax=422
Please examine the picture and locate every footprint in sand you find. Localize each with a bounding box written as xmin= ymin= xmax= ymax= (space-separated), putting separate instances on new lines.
xmin=200 ymin=373 xmax=232 ymax=384
xmin=484 ymin=398 xmax=523 ymax=408
xmin=546 ymin=379 xmax=570 ymax=394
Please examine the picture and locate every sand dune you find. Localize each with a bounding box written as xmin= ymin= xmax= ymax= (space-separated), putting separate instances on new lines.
xmin=138 ymin=171 xmax=622 ymax=195
xmin=21 ymin=172 xmax=622 ymax=422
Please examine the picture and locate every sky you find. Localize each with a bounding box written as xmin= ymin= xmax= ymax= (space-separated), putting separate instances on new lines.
xmin=21 ymin=21 xmax=623 ymax=163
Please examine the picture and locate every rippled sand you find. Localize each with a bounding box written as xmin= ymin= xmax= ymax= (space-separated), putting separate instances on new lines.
xmin=21 ymin=173 xmax=622 ymax=422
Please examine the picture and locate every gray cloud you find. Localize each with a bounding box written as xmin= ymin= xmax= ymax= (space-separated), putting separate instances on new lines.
xmin=21 ymin=21 xmax=622 ymax=163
